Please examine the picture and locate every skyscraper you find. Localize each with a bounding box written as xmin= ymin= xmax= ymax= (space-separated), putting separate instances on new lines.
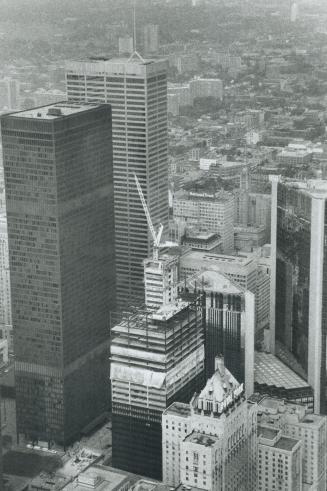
xmin=183 ymin=270 xmax=255 ymax=397
xmin=1 ymin=102 xmax=115 ymax=446
xmin=66 ymin=56 xmax=169 ymax=308
xmin=270 ymin=177 xmax=327 ymax=414
xmin=110 ymin=292 xmax=205 ymax=480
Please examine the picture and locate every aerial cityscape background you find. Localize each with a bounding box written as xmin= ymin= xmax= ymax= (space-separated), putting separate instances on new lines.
xmin=0 ymin=0 xmax=326 ymax=489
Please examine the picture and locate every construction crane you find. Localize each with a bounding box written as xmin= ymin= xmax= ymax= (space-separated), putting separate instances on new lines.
xmin=134 ymin=173 xmax=178 ymax=261
xmin=134 ymin=173 xmax=163 ymax=261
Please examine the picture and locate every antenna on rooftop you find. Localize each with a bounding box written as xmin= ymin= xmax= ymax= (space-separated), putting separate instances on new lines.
xmin=128 ymin=0 xmax=145 ymax=63
xmin=133 ymin=0 xmax=137 ymax=52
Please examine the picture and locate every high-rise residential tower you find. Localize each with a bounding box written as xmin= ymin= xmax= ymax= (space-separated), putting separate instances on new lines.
xmin=270 ymin=177 xmax=327 ymax=414
xmin=66 ymin=56 xmax=169 ymax=308
xmin=1 ymin=102 xmax=115 ymax=446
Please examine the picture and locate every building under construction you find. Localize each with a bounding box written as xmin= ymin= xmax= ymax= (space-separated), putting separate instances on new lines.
xmin=110 ymin=293 xmax=205 ymax=480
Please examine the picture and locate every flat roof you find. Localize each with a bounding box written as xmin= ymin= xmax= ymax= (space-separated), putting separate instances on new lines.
xmin=164 ymin=402 xmax=191 ymax=418
xmin=176 ymin=190 xmax=234 ymax=203
xmin=7 ymin=102 xmax=103 ymax=120
xmin=255 ymin=351 xmax=310 ymax=390
xmin=180 ymin=250 xmax=257 ymax=274
xmin=274 ymin=436 xmax=299 ymax=452
xmin=258 ymin=425 xmax=279 ymax=441
xmin=277 ymin=178 xmax=327 ymax=199
xmin=63 ymin=473 xmax=128 ymax=491
xmin=185 ymin=432 xmax=218 ymax=447
xmin=151 ymin=299 xmax=190 ymax=321
xmin=66 ymin=57 xmax=168 ymax=76
xmin=187 ymin=270 xmax=243 ymax=294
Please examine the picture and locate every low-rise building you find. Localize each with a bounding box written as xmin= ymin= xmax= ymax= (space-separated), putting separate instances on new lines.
xmin=254 ymin=351 xmax=314 ymax=410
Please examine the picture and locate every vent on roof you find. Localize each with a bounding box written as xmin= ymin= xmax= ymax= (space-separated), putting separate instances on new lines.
xmin=37 ymin=112 xmax=42 ymax=117
xmin=47 ymin=107 xmax=62 ymax=116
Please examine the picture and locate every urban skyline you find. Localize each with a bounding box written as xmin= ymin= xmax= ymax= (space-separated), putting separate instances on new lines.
xmin=0 ymin=0 xmax=327 ymax=489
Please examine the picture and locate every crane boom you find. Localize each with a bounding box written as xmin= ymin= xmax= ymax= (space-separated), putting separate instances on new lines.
xmin=134 ymin=173 xmax=158 ymax=245
xmin=134 ymin=173 xmax=164 ymax=261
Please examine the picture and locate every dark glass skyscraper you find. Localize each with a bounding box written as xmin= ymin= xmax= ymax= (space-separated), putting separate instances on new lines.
xmin=1 ymin=102 xmax=115 ymax=446
xmin=271 ymin=177 xmax=327 ymax=414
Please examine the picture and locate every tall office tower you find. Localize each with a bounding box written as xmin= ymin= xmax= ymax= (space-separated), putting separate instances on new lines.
xmin=110 ymin=293 xmax=205 ymax=480
xmin=66 ymin=57 xmax=169 ymax=308
xmin=0 ymin=216 xmax=13 ymax=351
xmin=183 ymin=270 xmax=255 ymax=396
xmin=270 ymin=177 xmax=327 ymax=414
xmin=180 ymin=249 xmax=270 ymax=338
xmin=143 ymin=24 xmax=159 ymax=54
xmin=1 ymin=102 xmax=115 ymax=446
xmin=256 ymin=395 xmax=327 ymax=490
xmin=163 ymin=357 xmax=257 ymax=490
xmin=257 ymin=426 xmax=302 ymax=491
xmin=173 ymin=190 xmax=235 ymax=252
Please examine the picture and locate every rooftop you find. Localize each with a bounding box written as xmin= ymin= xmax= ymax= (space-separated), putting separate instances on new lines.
xmin=255 ymin=351 xmax=310 ymax=390
xmin=194 ymin=359 xmax=243 ymax=415
xmin=6 ymin=102 xmax=103 ymax=120
xmin=255 ymin=396 xmax=326 ymax=426
xmin=185 ymin=432 xmax=218 ymax=447
xmin=66 ymin=56 xmax=168 ymax=75
xmin=258 ymin=425 xmax=279 ymax=441
xmin=180 ymin=250 xmax=257 ymax=273
xmin=130 ymin=480 xmax=172 ymax=491
xmin=275 ymin=177 xmax=327 ymax=199
xmin=62 ymin=465 xmax=129 ymax=491
xmin=184 ymin=231 xmax=220 ymax=241
xmin=176 ymin=189 xmax=234 ymax=203
xmin=164 ymin=402 xmax=191 ymax=418
xmin=186 ymin=270 xmax=243 ymax=295
xmin=274 ymin=436 xmax=299 ymax=452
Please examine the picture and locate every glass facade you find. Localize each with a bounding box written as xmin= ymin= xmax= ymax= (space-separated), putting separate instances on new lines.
xmin=276 ymin=183 xmax=311 ymax=374
xmin=206 ymin=291 xmax=244 ymax=383
xmin=1 ymin=104 xmax=115 ymax=445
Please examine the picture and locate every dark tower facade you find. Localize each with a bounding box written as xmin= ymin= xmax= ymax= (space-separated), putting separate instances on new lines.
xmin=1 ymin=102 xmax=115 ymax=446
xmin=271 ymin=177 xmax=327 ymax=415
